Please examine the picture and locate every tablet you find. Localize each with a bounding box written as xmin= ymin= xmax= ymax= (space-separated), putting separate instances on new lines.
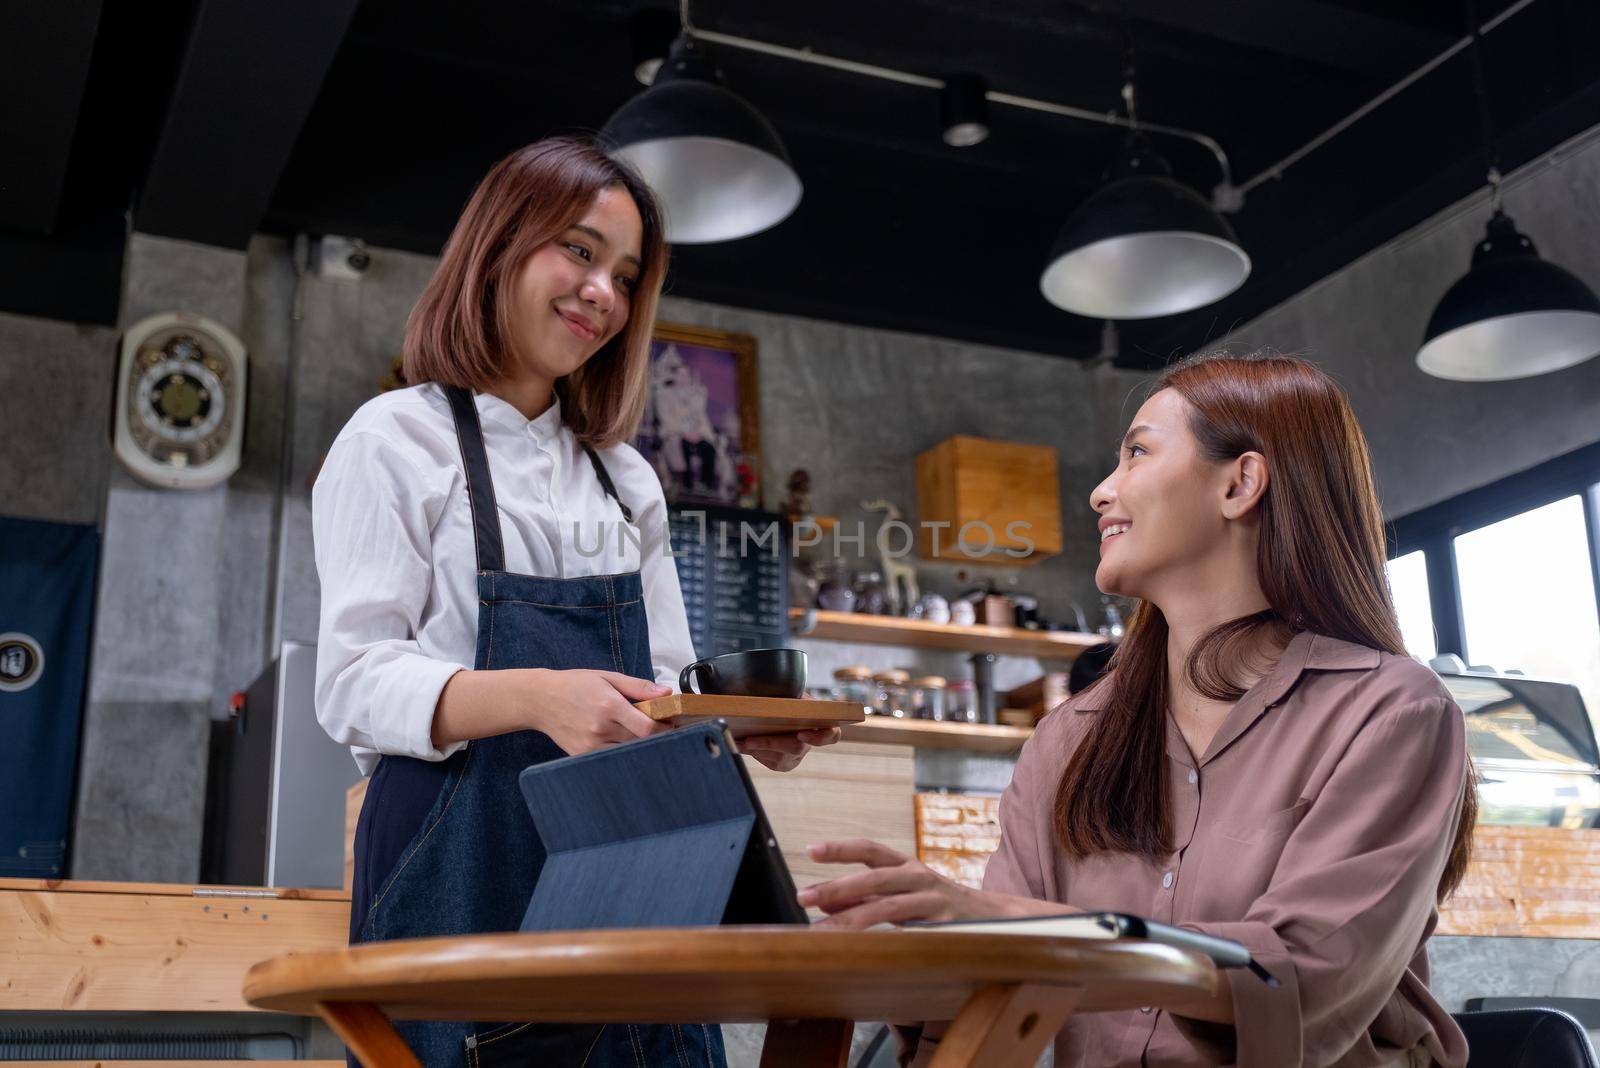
xmin=517 ymin=719 xmax=809 ymax=932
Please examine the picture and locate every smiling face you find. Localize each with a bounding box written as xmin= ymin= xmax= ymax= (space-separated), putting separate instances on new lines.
xmin=504 ymin=184 xmax=644 ymax=383
xmin=1090 ymin=387 xmax=1251 ymax=602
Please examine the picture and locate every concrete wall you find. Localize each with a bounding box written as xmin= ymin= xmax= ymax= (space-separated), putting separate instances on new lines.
xmin=71 ymin=234 xmax=296 ymax=882
xmin=0 ymin=312 xmax=118 ymax=526
xmin=1216 ymin=138 xmax=1600 ymax=520
xmin=1431 ymin=934 xmax=1600 ymax=1013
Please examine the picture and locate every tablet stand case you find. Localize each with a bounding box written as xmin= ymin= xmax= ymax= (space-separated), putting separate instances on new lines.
xmin=518 ymin=721 xmax=807 ymax=931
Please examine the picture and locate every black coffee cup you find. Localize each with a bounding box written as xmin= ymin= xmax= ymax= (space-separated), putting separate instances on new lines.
xmin=678 ymin=648 xmax=808 ymax=699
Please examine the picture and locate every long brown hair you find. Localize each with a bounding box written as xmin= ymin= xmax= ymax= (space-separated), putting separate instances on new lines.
xmin=1053 ymin=353 xmax=1476 ymax=902
xmin=402 ymin=138 xmax=667 ymax=448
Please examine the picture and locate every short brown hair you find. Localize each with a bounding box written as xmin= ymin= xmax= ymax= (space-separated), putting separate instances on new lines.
xmin=402 ymin=138 xmax=667 ymax=448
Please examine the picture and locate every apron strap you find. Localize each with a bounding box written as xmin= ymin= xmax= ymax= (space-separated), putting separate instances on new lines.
xmin=443 ymin=386 xmax=506 ymax=574
xmin=581 ymin=444 xmax=635 ymax=525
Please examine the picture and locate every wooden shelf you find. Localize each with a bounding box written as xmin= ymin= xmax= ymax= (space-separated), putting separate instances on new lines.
xmin=841 ymin=717 xmax=1033 ymax=754
xmin=790 ymin=608 xmax=1104 ymax=661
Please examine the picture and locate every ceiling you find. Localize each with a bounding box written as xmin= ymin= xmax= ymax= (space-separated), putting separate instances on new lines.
xmin=8 ymin=0 xmax=1600 ymax=368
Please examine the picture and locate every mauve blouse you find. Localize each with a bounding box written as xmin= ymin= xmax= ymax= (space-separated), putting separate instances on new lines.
xmin=979 ymin=631 xmax=1471 ymax=1068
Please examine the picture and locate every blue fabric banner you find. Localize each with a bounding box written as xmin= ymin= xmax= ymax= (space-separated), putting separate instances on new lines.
xmin=0 ymin=514 xmax=98 ymax=877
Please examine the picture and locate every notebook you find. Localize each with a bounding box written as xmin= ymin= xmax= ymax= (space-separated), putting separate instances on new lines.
xmin=902 ymin=913 xmax=1278 ymax=985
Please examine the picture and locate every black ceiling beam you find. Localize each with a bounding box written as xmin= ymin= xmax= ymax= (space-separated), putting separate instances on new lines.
xmin=0 ymin=0 xmax=102 ymax=235
xmin=133 ymin=0 xmax=361 ymax=249
xmin=1108 ymin=0 xmax=1451 ymax=81
xmin=0 ymin=225 xmax=124 ymax=325
xmin=1122 ymin=13 xmax=1600 ymax=371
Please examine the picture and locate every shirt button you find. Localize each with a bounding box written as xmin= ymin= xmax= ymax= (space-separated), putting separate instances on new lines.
xmin=1162 ymin=871 xmax=1174 ymax=889
xmin=1187 ymin=769 xmax=1198 ymax=785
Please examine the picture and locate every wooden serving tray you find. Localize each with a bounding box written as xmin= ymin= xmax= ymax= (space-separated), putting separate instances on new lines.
xmin=637 ymin=694 xmax=866 ymax=737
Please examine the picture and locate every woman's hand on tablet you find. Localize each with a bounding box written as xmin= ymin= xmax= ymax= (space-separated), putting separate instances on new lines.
xmin=737 ymin=727 xmax=841 ymax=772
xmin=797 ymin=839 xmax=986 ymax=928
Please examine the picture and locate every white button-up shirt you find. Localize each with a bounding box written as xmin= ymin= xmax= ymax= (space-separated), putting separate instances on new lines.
xmin=311 ymin=383 xmax=696 ymax=775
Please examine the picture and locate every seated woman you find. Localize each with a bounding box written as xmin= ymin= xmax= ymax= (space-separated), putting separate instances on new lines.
xmin=801 ymin=354 xmax=1474 ymax=1068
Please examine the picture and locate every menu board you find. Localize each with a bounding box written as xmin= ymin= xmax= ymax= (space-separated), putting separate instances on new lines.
xmin=669 ymin=506 xmax=789 ymax=658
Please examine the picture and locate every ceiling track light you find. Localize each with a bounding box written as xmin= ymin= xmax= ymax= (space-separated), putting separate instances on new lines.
xmin=677 ymin=25 xmax=1236 ymax=206
xmin=1415 ymin=0 xmax=1600 ymax=381
xmin=611 ymin=5 xmax=1235 ymax=254
xmin=607 ymin=0 xmax=1245 ymax=308
xmin=940 ymin=74 xmax=989 ymax=147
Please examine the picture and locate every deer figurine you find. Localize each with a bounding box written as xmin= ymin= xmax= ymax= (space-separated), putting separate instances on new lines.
xmin=861 ymin=498 xmax=921 ymax=617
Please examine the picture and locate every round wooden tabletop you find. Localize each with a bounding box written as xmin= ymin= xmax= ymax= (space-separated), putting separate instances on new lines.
xmin=244 ymin=926 xmax=1216 ymax=1025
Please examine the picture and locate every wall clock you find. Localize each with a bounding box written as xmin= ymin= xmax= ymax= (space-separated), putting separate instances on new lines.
xmin=112 ymin=312 xmax=247 ymax=489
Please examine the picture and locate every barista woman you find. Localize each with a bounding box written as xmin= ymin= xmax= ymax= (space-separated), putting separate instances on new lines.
xmin=313 ymin=138 xmax=836 ymax=1066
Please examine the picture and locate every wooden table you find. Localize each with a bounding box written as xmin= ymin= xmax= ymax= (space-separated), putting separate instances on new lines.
xmin=244 ymin=927 xmax=1215 ymax=1067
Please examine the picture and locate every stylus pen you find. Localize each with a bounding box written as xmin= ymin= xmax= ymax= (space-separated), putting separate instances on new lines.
xmin=1127 ymin=919 xmax=1280 ymax=988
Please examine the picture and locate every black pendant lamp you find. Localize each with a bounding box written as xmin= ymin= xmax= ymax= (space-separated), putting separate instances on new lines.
xmin=1040 ymin=139 xmax=1249 ymax=319
xmin=1416 ymin=1 xmax=1600 ymax=380
xmin=1418 ymin=209 xmax=1600 ymax=380
xmin=1038 ymin=13 xmax=1247 ymax=320
xmin=602 ymin=32 xmax=802 ymax=244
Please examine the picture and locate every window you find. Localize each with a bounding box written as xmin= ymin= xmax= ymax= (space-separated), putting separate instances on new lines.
xmin=1454 ymin=496 xmax=1600 ymax=720
xmin=1388 ymin=438 xmax=1600 ymax=722
xmin=1385 ymin=550 xmax=1437 ymax=660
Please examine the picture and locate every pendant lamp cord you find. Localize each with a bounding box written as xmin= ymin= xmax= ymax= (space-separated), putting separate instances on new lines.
xmin=1119 ymin=0 xmax=1139 ymax=131
xmin=1465 ymin=0 xmax=1503 ymax=210
xmin=680 ymin=0 xmax=695 ymax=36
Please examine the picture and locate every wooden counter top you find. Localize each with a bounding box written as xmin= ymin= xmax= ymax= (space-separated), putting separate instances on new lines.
xmin=1 ymin=878 xmax=351 ymax=1012
xmin=0 ymin=877 xmax=349 ymax=900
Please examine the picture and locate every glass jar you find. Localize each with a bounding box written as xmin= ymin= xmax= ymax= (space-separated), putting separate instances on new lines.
xmin=789 ymin=559 xmax=820 ymax=610
xmin=911 ymin=675 xmax=948 ymax=721
xmin=816 ymin=561 xmax=856 ymax=612
xmin=946 ymin=679 xmax=979 ymax=724
xmin=872 ymin=669 xmax=911 ymax=719
xmin=833 ymin=665 xmax=876 ymax=711
xmin=854 ymin=570 xmax=887 ymax=615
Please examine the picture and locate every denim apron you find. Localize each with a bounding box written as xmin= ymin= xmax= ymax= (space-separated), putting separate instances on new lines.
xmin=347 ymin=386 xmax=725 ymax=1068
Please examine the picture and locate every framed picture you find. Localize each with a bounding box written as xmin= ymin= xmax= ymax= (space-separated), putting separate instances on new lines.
xmin=636 ymin=322 xmax=762 ymax=508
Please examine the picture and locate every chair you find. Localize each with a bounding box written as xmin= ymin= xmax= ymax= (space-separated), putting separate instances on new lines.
xmin=1453 ymin=1008 xmax=1598 ymax=1068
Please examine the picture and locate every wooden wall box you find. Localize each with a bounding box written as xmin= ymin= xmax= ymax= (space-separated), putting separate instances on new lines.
xmin=916 ymin=436 xmax=1062 ymax=565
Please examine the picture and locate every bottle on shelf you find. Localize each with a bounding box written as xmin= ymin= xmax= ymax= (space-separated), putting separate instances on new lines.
xmin=833 ymin=665 xmax=875 ymax=710
xmin=968 ymin=652 xmax=999 ymax=725
xmin=946 ymin=679 xmax=979 ymax=724
xmin=872 ymin=669 xmax=911 ymax=718
xmin=910 ymin=675 xmax=948 ymax=721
